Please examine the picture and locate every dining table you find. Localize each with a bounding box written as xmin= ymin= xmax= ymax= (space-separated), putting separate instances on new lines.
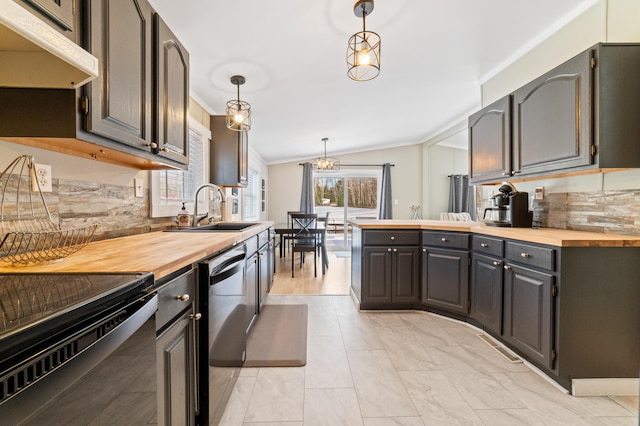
xmin=273 ymin=222 xmax=329 ymax=274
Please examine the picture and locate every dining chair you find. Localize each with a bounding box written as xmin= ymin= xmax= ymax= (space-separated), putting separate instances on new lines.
xmin=283 ymin=210 xmax=302 ymax=255
xmin=290 ymin=213 xmax=318 ymax=277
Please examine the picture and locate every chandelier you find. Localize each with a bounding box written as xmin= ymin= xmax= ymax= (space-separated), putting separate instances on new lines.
xmin=226 ymin=75 xmax=251 ymax=131
xmin=347 ymin=0 xmax=381 ymax=81
xmin=312 ymin=138 xmax=340 ymax=171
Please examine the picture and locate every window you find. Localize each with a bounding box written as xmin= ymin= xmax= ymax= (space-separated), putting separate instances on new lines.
xmin=150 ymin=117 xmax=209 ymax=217
xmin=243 ymin=167 xmax=260 ymax=221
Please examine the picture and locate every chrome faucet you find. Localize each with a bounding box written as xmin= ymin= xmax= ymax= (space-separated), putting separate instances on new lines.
xmin=192 ymin=183 xmax=226 ymax=226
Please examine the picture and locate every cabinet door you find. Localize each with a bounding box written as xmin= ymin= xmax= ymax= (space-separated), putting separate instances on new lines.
xmin=21 ymin=0 xmax=75 ymax=33
xmin=210 ymin=115 xmax=248 ymax=187
xmin=391 ymin=247 xmax=420 ymax=303
xmin=469 ymin=95 xmax=512 ymax=183
xmin=362 ymin=247 xmax=392 ymax=303
xmin=503 ymin=264 xmax=554 ymax=368
xmin=154 ymin=13 xmax=189 ymax=165
xmin=470 ymin=253 xmax=503 ymax=335
xmin=157 ymin=310 xmax=195 ymax=426
xmin=423 ymin=247 xmax=469 ymax=314
xmin=513 ymin=49 xmax=593 ymax=176
xmin=85 ymin=0 xmax=153 ymax=151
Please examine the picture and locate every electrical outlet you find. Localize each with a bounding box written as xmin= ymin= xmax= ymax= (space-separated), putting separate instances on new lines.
xmin=32 ymin=164 xmax=52 ymax=192
xmin=534 ymin=186 xmax=544 ymax=200
xmin=134 ymin=178 xmax=144 ymax=198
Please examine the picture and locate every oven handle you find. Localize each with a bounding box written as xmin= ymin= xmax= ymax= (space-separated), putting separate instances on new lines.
xmin=209 ymin=254 xmax=245 ymax=285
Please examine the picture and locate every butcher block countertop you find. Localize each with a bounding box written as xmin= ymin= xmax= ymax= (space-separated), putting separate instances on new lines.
xmin=351 ymin=220 xmax=640 ymax=247
xmin=0 ymin=222 xmax=273 ymax=279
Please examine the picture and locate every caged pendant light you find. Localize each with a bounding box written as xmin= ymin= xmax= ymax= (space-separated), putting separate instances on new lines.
xmin=226 ymin=75 xmax=251 ymax=131
xmin=347 ymin=0 xmax=381 ymax=81
xmin=312 ymin=138 xmax=340 ymax=171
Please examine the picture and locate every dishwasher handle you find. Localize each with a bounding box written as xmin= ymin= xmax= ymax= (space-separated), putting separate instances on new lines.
xmin=209 ymin=253 xmax=246 ymax=285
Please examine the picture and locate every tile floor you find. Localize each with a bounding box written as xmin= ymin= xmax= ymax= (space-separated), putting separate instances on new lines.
xmin=219 ymin=294 xmax=639 ymax=425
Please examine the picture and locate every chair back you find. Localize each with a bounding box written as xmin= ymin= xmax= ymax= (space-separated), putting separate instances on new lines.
xmin=290 ymin=213 xmax=318 ymax=246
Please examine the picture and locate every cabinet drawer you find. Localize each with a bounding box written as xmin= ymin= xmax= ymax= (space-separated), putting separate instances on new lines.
xmin=156 ymin=269 xmax=195 ymax=330
xmin=472 ymin=235 xmax=504 ymax=257
xmin=423 ymin=231 xmax=469 ymax=250
xmin=258 ymin=229 xmax=270 ymax=247
xmin=505 ymin=241 xmax=555 ymax=271
xmin=363 ymin=230 xmax=420 ymax=246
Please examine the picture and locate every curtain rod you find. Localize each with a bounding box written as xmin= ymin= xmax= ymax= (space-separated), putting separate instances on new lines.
xmin=299 ymin=163 xmax=395 ymax=167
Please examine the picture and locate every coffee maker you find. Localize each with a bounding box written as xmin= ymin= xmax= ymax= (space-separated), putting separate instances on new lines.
xmin=483 ymin=182 xmax=533 ymax=227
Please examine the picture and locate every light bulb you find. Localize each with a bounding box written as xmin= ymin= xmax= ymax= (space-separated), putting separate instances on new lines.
xmin=357 ymin=41 xmax=372 ymax=66
xmin=233 ymin=113 xmax=244 ymax=124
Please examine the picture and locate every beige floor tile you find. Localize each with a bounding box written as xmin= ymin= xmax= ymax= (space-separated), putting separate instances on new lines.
xmin=348 ymin=350 xmax=418 ymax=417
xmin=445 ymin=371 xmax=525 ymax=409
xmin=373 ymin=325 xmax=439 ymax=371
xmin=475 ymin=408 xmax=545 ymax=425
xmin=363 ymin=417 xmax=425 ymax=425
xmin=304 ymin=388 xmax=364 ymax=425
xmin=305 ymin=334 xmax=354 ymax=389
xmin=219 ymin=376 xmax=257 ymax=426
xmin=571 ymin=395 xmax=638 ymax=417
xmin=367 ymin=312 xmax=407 ymax=328
xmin=243 ymin=367 xmax=305 ymax=423
xmin=398 ymin=370 xmax=484 ymax=425
xmin=597 ymin=417 xmax=640 ymax=425
xmin=610 ymin=395 xmax=639 ymax=412
xmin=338 ymin=314 xmax=384 ymax=351
xmin=424 ymin=345 xmax=492 ymax=374
xmin=402 ymin=322 xmax=459 ymax=347
xmin=333 ymin=295 xmax=360 ymax=316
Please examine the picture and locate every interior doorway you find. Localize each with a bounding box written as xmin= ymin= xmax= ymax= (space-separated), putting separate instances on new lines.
xmin=313 ymin=169 xmax=381 ymax=250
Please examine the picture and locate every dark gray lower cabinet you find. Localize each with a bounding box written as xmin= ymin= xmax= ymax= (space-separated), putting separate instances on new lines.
xmin=470 ymin=253 xmax=504 ymax=335
xmin=503 ymin=264 xmax=555 ymax=369
xmin=422 ymin=247 xmax=469 ymax=314
xmin=362 ymin=246 xmax=420 ymax=305
xmin=258 ymin=242 xmax=270 ymax=310
xmin=156 ymin=268 xmax=197 ymax=425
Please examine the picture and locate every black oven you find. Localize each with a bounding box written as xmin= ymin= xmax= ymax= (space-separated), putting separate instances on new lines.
xmin=0 ymin=272 xmax=157 ymax=425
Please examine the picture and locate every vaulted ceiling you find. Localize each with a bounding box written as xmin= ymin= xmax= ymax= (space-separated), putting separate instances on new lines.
xmin=148 ymin=0 xmax=593 ymax=164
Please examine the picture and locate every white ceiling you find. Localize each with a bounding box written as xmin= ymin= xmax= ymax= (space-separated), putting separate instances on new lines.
xmin=148 ymin=0 xmax=592 ymax=164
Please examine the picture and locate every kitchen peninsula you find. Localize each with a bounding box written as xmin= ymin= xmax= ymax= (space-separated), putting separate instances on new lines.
xmin=350 ymin=219 xmax=640 ymax=395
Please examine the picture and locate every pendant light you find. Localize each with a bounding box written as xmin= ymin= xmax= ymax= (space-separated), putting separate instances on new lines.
xmin=312 ymin=138 xmax=340 ymax=171
xmin=347 ymin=0 xmax=381 ymax=81
xmin=226 ymin=75 xmax=251 ymax=131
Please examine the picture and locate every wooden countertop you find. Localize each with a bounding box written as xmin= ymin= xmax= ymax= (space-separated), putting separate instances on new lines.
xmin=0 ymin=222 xmax=273 ymax=279
xmin=350 ymin=220 xmax=640 ymax=247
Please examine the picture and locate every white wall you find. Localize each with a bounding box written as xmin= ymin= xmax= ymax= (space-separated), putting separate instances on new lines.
xmin=268 ymin=144 xmax=424 ymax=224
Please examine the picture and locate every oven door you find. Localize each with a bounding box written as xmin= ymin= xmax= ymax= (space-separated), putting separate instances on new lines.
xmin=1 ymin=293 xmax=158 ymax=425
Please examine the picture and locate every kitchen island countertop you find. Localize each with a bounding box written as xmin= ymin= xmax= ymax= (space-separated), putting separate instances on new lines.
xmin=350 ymin=219 xmax=640 ymax=247
xmin=0 ymin=222 xmax=273 ymax=278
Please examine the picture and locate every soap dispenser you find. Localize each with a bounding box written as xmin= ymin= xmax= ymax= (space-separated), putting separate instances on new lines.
xmin=176 ymin=202 xmax=191 ymax=228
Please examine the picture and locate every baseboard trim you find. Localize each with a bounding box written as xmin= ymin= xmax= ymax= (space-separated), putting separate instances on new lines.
xmin=572 ymin=378 xmax=639 ymax=396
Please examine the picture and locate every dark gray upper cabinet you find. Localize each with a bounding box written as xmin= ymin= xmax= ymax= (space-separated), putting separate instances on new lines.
xmin=469 ymin=43 xmax=640 ymax=184
xmin=210 ymin=115 xmax=248 ymax=187
xmin=19 ymin=0 xmax=77 ymax=36
xmin=154 ymin=13 xmax=189 ymax=165
xmin=468 ymin=95 xmax=512 ymax=183
xmin=84 ymin=0 xmax=154 ymax=152
xmin=512 ymin=49 xmax=592 ymax=176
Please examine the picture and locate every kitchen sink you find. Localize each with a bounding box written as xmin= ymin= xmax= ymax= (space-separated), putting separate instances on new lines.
xmin=166 ymin=222 xmax=260 ymax=232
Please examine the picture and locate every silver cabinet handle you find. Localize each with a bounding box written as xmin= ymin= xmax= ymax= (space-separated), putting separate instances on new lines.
xmin=190 ymin=312 xmax=202 ymax=320
xmin=481 ymin=243 xmax=489 ymax=248
xmin=441 ymin=238 xmax=447 ymax=242
xmin=521 ymin=253 xmax=530 ymax=258
xmin=423 ymin=248 xmax=427 ymax=252
xmin=176 ymin=294 xmax=190 ymax=302
xmin=393 ymin=248 xmax=397 ymax=252
xmin=387 ymin=248 xmax=392 ymax=252
xmin=146 ymin=142 xmax=158 ymax=149
xmin=390 ymin=236 xmax=395 ymax=240
xmin=504 ymin=265 xmax=512 ymax=270
xmin=493 ymin=261 xmax=501 ymax=266
xmin=513 ymin=170 xmax=521 ymax=174
xmin=502 ymin=172 xmax=511 ymax=176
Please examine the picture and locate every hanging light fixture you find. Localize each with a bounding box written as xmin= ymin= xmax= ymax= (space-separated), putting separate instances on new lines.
xmin=226 ymin=75 xmax=251 ymax=131
xmin=312 ymin=138 xmax=340 ymax=171
xmin=347 ymin=0 xmax=381 ymax=81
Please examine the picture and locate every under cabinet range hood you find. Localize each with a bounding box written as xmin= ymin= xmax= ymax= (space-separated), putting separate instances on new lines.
xmin=0 ymin=0 xmax=98 ymax=88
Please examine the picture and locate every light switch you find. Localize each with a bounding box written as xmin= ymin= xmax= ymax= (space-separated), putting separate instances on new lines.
xmin=134 ymin=178 xmax=144 ymax=198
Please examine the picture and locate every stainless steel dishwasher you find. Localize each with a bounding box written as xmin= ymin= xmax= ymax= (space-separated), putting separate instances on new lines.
xmin=196 ymin=243 xmax=252 ymax=425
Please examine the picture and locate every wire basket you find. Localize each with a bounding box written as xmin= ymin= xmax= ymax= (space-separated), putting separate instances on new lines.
xmin=0 ymin=155 xmax=98 ymax=266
